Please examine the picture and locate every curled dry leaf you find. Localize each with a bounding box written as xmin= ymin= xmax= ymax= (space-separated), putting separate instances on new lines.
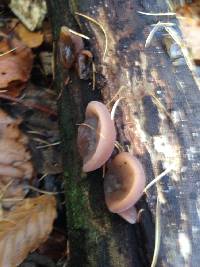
xmin=0 ymin=34 xmax=33 ymax=97
xmin=0 ymin=109 xmax=34 ymax=208
xmin=9 ymin=0 xmax=47 ymax=31
xmin=14 ymin=23 xmax=44 ymax=48
xmin=177 ymin=2 xmax=200 ymax=61
xmin=0 ymin=195 xmax=57 ymax=267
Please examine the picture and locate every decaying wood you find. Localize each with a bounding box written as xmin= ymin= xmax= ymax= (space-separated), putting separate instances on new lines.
xmin=47 ymin=0 xmax=200 ymax=266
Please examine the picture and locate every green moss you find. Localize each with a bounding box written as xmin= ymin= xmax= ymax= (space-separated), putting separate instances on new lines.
xmin=52 ymin=10 xmax=131 ymax=266
xmin=65 ymin=174 xmax=88 ymax=229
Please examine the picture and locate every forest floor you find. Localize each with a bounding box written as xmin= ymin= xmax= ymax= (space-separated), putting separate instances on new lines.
xmin=0 ymin=2 xmax=67 ymax=266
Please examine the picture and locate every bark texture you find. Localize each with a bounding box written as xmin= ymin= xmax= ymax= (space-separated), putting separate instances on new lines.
xmin=47 ymin=0 xmax=200 ymax=266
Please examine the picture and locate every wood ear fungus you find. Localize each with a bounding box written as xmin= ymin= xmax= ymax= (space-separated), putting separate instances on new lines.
xmin=77 ymin=101 xmax=116 ymax=172
xmin=76 ymin=50 xmax=93 ymax=80
xmin=104 ymin=152 xmax=146 ymax=224
xmin=59 ymin=26 xmax=84 ymax=69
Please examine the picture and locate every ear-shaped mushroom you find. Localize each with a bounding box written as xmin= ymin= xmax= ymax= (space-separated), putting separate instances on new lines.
xmin=77 ymin=101 xmax=116 ymax=172
xmin=104 ymin=152 xmax=146 ymax=224
xmin=59 ymin=26 xmax=84 ymax=69
xmin=76 ymin=50 xmax=93 ymax=80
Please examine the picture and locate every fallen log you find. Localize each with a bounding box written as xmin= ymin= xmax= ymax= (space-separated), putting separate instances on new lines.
xmin=47 ymin=0 xmax=200 ymax=266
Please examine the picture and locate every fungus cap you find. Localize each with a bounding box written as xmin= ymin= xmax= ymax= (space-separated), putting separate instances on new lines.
xmin=77 ymin=101 xmax=116 ymax=172
xmin=104 ymin=152 xmax=146 ymax=213
xmin=118 ymin=206 xmax=138 ymax=224
xmin=59 ymin=26 xmax=84 ymax=69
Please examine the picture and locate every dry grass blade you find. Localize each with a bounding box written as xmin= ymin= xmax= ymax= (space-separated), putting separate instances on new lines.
xmin=151 ymin=196 xmax=161 ymax=267
xmin=0 ymin=180 xmax=13 ymax=200
xmin=0 ymin=47 xmax=18 ymax=57
xmin=144 ymin=164 xmax=174 ymax=193
xmin=68 ymin=28 xmax=90 ymax=40
xmin=145 ymin=21 xmax=162 ymax=48
xmin=145 ymin=22 xmax=176 ymax=48
xmin=36 ymin=141 xmax=61 ymax=149
xmin=149 ymin=93 xmax=173 ymax=121
xmin=106 ymin=86 xmax=125 ymax=107
xmin=110 ymin=97 xmax=124 ymax=120
xmin=138 ymin=11 xmax=176 ymax=16
xmin=24 ymin=185 xmax=63 ymax=195
xmin=114 ymin=141 xmax=124 ymax=153
xmin=164 ymin=26 xmax=195 ymax=73
xmin=75 ymin=12 xmax=108 ymax=60
xmin=92 ymin=61 xmax=96 ymax=91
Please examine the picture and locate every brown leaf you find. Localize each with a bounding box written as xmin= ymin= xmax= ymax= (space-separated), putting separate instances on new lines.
xmin=177 ymin=2 xmax=200 ymax=61
xmin=0 ymin=34 xmax=33 ymax=97
xmin=0 ymin=195 xmax=57 ymax=267
xmin=0 ymin=109 xmax=34 ymax=208
xmin=14 ymin=23 xmax=44 ymax=48
xmin=42 ymin=21 xmax=53 ymax=45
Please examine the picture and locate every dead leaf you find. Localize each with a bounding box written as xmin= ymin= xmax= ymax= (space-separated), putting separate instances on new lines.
xmin=0 ymin=34 xmax=33 ymax=97
xmin=42 ymin=21 xmax=53 ymax=44
xmin=14 ymin=23 xmax=44 ymax=48
xmin=9 ymin=0 xmax=47 ymax=31
xmin=39 ymin=51 xmax=53 ymax=75
xmin=0 ymin=195 xmax=57 ymax=267
xmin=177 ymin=1 xmax=200 ymax=61
xmin=0 ymin=109 xmax=34 ymax=208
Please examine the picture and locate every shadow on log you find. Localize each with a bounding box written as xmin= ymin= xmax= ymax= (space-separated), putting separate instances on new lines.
xmin=47 ymin=0 xmax=200 ymax=266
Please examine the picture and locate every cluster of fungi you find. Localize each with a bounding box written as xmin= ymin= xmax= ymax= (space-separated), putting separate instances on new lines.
xmin=77 ymin=101 xmax=146 ymax=224
xmin=59 ymin=27 xmax=146 ymax=224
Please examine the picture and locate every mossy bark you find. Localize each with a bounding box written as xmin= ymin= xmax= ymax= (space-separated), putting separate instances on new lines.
xmin=47 ymin=1 xmax=153 ymax=267
xmin=47 ymin=0 xmax=200 ymax=266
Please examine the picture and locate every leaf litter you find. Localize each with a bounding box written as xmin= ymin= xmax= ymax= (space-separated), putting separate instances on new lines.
xmin=0 ymin=34 xmax=33 ymax=97
xmin=0 ymin=3 xmax=66 ymax=267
